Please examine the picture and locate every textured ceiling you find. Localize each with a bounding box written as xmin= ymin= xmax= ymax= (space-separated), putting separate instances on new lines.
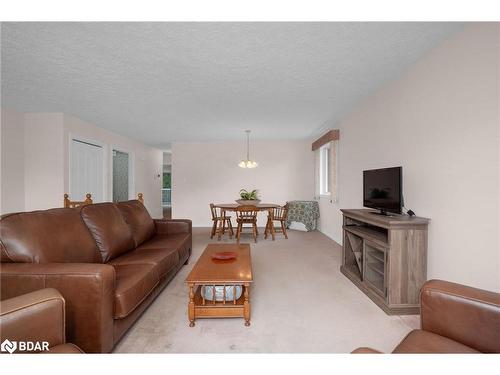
xmin=1 ymin=22 xmax=463 ymax=148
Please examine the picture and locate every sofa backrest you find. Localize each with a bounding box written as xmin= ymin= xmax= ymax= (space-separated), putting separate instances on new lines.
xmin=116 ymin=200 xmax=155 ymax=247
xmin=0 ymin=208 xmax=102 ymax=263
xmin=80 ymin=203 xmax=135 ymax=262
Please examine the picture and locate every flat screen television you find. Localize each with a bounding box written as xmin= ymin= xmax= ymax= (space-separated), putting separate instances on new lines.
xmin=363 ymin=166 xmax=402 ymax=215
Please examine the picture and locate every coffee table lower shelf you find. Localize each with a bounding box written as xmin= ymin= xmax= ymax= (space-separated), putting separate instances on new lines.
xmin=187 ymin=283 xmax=251 ymax=327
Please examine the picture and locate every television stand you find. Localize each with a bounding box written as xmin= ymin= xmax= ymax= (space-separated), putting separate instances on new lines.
xmin=340 ymin=209 xmax=430 ymax=315
xmin=369 ymin=210 xmax=391 ymax=216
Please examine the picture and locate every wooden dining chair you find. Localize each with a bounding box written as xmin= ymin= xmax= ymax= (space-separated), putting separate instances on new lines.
xmin=235 ymin=205 xmax=259 ymax=243
xmin=265 ymin=203 xmax=289 ymax=240
xmin=210 ymin=204 xmax=234 ymax=240
xmin=63 ymin=193 xmax=93 ymax=208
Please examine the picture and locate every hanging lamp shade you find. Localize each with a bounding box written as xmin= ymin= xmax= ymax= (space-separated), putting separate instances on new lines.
xmin=238 ymin=130 xmax=258 ymax=168
xmin=238 ymin=159 xmax=258 ymax=168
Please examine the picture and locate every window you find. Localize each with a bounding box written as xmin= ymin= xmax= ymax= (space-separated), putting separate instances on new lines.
xmin=163 ymin=172 xmax=171 ymax=189
xmin=162 ymin=172 xmax=171 ymax=206
xmin=312 ymin=129 xmax=338 ymax=202
xmin=319 ymin=144 xmax=331 ymax=195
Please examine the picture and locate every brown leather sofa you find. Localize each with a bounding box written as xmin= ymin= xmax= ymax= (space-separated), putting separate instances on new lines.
xmin=0 ymin=288 xmax=83 ymax=353
xmin=353 ymin=279 xmax=500 ymax=353
xmin=0 ymin=200 xmax=192 ymax=353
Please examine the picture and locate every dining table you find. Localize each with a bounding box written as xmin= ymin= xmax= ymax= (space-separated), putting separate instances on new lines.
xmin=213 ymin=203 xmax=281 ymax=240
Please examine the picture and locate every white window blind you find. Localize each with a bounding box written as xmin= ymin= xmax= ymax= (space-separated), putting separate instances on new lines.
xmin=320 ymin=144 xmax=330 ymax=195
xmin=329 ymin=140 xmax=338 ymax=203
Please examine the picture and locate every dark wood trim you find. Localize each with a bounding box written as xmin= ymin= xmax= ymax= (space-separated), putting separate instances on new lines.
xmin=63 ymin=193 xmax=92 ymax=208
xmin=311 ymin=129 xmax=339 ymax=151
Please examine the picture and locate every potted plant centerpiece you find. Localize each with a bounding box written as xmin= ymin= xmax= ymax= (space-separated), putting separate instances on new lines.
xmin=236 ymin=189 xmax=261 ymax=205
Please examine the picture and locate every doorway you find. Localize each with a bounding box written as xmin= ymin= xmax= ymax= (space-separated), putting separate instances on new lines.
xmin=162 ymin=152 xmax=172 ymax=219
xmin=70 ymin=138 xmax=104 ymax=202
xmin=112 ymin=149 xmax=132 ymax=202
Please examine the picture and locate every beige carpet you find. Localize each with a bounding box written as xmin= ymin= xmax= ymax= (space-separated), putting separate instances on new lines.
xmin=114 ymin=228 xmax=419 ymax=353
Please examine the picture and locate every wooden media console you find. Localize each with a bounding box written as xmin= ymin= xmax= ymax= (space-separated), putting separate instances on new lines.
xmin=341 ymin=209 xmax=430 ymax=315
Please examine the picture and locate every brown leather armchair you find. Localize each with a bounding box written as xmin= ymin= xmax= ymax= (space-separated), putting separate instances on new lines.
xmin=0 ymin=288 xmax=83 ymax=353
xmin=353 ymin=279 xmax=500 ymax=353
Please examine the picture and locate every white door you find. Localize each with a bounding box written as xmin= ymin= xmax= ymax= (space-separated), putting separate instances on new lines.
xmin=70 ymin=139 xmax=104 ymax=202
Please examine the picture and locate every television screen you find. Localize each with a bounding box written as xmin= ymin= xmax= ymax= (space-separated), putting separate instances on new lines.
xmin=363 ymin=167 xmax=402 ymax=214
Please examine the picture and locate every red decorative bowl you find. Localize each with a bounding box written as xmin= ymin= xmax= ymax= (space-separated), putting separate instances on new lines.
xmin=211 ymin=251 xmax=238 ymax=260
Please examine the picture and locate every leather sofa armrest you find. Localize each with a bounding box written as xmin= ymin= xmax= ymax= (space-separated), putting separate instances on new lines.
xmin=351 ymin=347 xmax=383 ymax=354
xmin=1 ymin=263 xmax=115 ymax=353
xmin=154 ymin=219 xmax=192 ymax=235
xmin=0 ymin=288 xmax=66 ymax=352
xmin=420 ymin=279 xmax=500 ymax=353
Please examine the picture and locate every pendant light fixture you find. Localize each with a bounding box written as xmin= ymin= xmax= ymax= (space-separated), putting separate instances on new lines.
xmin=238 ymin=130 xmax=258 ymax=168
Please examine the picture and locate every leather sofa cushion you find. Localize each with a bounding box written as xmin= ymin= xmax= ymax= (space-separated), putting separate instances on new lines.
xmin=420 ymin=279 xmax=500 ymax=353
xmin=136 ymin=233 xmax=190 ymax=250
xmin=45 ymin=343 xmax=84 ymax=354
xmin=116 ymin=200 xmax=155 ymax=247
xmin=113 ymin=263 xmax=159 ymax=319
xmin=351 ymin=347 xmax=382 ymax=354
xmin=177 ymin=241 xmax=191 ymax=264
xmin=81 ymin=203 xmax=135 ymax=262
xmin=110 ymin=247 xmax=179 ymax=279
xmin=0 ymin=288 xmax=66 ymax=350
xmin=392 ymin=330 xmax=479 ymax=353
xmin=137 ymin=233 xmax=191 ymax=264
xmin=0 ymin=208 xmax=101 ymax=263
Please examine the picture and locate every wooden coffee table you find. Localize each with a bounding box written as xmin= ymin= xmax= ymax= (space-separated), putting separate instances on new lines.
xmin=185 ymin=243 xmax=253 ymax=327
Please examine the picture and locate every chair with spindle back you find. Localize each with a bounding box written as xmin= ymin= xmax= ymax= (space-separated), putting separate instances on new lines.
xmin=209 ymin=204 xmax=234 ymax=240
xmin=235 ymin=205 xmax=258 ymax=243
xmin=265 ymin=202 xmax=289 ymax=240
xmin=63 ymin=193 xmax=93 ymax=208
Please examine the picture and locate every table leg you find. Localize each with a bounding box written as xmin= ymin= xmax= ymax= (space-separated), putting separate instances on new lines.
xmin=217 ymin=214 xmax=224 ymax=240
xmin=228 ymin=218 xmax=234 ymax=239
xmin=268 ymin=209 xmax=276 ymax=241
xmin=244 ymin=283 xmax=251 ymax=326
xmin=188 ymin=283 xmax=195 ymax=327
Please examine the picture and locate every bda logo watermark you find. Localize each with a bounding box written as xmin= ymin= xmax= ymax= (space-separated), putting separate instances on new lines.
xmin=1 ymin=339 xmax=49 ymax=353
xmin=1 ymin=339 xmax=17 ymax=354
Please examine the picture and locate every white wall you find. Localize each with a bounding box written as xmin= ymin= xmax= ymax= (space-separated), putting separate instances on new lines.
xmin=319 ymin=24 xmax=500 ymax=292
xmin=0 ymin=110 xmax=2 ymax=214
xmin=172 ymin=140 xmax=314 ymax=226
xmin=163 ymin=152 xmax=172 ymax=173
xmin=1 ymin=109 xmax=25 ymax=213
xmin=24 ymin=113 xmax=65 ymax=211
xmin=163 ymin=152 xmax=172 ymax=165
xmin=0 ymin=110 xmax=163 ymax=218
xmin=498 ymin=26 xmax=500 ymax=292
xmin=63 ymin=114 xmax=164 ymax=218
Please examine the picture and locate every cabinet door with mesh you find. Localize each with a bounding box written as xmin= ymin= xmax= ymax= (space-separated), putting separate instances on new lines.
xmin=363 ymin=240 xmax=387 ymax=297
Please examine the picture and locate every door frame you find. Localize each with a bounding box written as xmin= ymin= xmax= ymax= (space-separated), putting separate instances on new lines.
xmin=111 ymin=146 xmax=135 ymax=201
xmin=68 ymin=133 xmax=107 ymax=202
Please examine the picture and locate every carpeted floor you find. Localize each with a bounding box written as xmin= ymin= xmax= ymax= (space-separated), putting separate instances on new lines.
xmin=114 ymin=227 xmax=419 ymax=353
